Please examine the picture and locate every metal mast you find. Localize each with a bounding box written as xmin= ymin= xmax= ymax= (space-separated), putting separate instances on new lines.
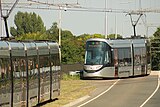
xmin=0 ymin=0 xmax=19 ymax=38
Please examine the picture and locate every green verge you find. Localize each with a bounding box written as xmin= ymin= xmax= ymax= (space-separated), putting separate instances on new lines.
xmin=42 ymin=74 xmax=95 ymax=107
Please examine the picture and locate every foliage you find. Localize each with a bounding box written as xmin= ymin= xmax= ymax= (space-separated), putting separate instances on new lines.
xmin=73 ymin=33 xmax=105 ymax=64
xmin=12 ymin=11 xmax=125 ymax=64
xmin=62 ymin=30 xmax=74 ymax=40
xmin=61 ymin=37 xmax=84 ymax=64
xmin=46 ymin=22 xmax=59 ymax=42
xmin=150 ymin=27 xmax=160 ymax=70
xmin=107 ymin=34 xmax=122 ymax=39
xmin=16 ymin=32 xmax=47 ymax=40
xmin=10 ymin=11 xmax=46 ymax=37
xmin=77 ymin=33 xmax=105 ymax=41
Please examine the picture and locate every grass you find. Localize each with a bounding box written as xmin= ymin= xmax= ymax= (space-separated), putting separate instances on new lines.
xmin=42 ymin=74 xmax=95 ymax=107
xmin=62 ymin=73 xmax=80 ymax=80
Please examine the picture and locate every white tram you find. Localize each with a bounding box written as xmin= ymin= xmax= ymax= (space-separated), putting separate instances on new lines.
xmin=0 ymin=40 xmax=60 ymax=107
xmin=82 ymin=38 xmax=151 ymax=78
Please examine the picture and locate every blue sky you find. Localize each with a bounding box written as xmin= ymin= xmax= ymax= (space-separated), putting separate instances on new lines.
xmin=1 ymin=0 xmax=160 ymax=37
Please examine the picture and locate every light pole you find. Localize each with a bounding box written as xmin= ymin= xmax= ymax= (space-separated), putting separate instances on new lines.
xmin=115 ymin=13 xmax=117 ymax=39
xmin=58 ymin=6 xmax=62 ymax=46
xmin=104 ymin=0 xmax=108 ymax=38
xmin=58 ymin=6 xmax=63 ymax=63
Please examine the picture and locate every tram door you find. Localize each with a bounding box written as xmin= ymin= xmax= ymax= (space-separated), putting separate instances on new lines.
xmin=25 ymin=42 xmax=39 ymax=107
xmin=28 ymin=57 xmax=39 ymax=107
xmin=48 ymin=43 xmax=60 ymax=99
xmin=39 ymin=55 xmax=50 ymax=102
xmin=37 ymin=42 xmax=51 ymax=103
xmin=0 ymin=41 xmax=12 ymax=106
xmin=114 ymin=49 xmax=118 ymax=77
xmin=50 ymin=53 xmax=60 ymax=98
xmin=141 ymin=48 xmax=147 ymax=75
xmin=0 ymin=58 xmax=11 ymax=106
xmin=134 ymin=47 xmax=146 ymax=75
xmin=12 ymin=58 xmax=27 ymax=107
xmin=11 ymin=42 xmax=27 ymax=107
xmin=117 ymin=48 xmax=132 ymax=77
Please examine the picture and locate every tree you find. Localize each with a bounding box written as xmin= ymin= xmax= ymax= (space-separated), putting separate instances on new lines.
xmin=10 ymin=11 xmax=46 ymax=37
xmin=62 ymin=30 xmax=74 ymax=40
xmin=46 ymin=22 xmax=74 ymax=41
xmin=16 ymin=32 xmax=47 ymax=40
xmin=61 ymin=31 xmax=82 ymax=64
xmin=107 ymin=34 xmax=122 ymax=39
xmin=150 ymin=27 xmax=160 ymax=70
xmin=61 ymin=37 xmax=84 ymax=64
xmin=46 ymin=22 xmax=59 ymax=42
xmin=77 ymin=33 xmax=104 ymax=41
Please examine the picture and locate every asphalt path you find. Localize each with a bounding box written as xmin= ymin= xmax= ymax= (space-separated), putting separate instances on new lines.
xmin=143 ymin=77 xmax=160 ymax=107
xmin=73 ymin=74 xmax=159 ymax=107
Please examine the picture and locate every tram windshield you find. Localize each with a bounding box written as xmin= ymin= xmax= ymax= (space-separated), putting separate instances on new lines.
xmin=85 ymin=41 xmax=111 ymax=65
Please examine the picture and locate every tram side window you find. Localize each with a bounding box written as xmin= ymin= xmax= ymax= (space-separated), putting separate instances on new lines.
xmin=56 ymin=53 xmax=60 ymax=68
xmin=51 ymin=53 xmax=60 ymax=71
xmin=0 ymin=58 xmax=10 ymax=80
xmin=13 ymin=58 xmax=26 ymax=78
xmin=13 ymin=59 xmax=20 ymax=78
xmin=0 ymin=58 xmax=11 ymax=95
xmin=117 ymin=48 xmax=131 ymax=66
xmin=147 ymin=46 xmax=151 ymax=64
xmin=141 ymin=48 xmax=146 ymax=64
xmin=20 ymin=59 xmax=26 ymax=77
xmin=0 ymin=59 xmax=5 ymax=80
xmin=28 ymin=58 xmax=37 ymax=76
xmin=39 ymin=56 xmax=50 ymax=75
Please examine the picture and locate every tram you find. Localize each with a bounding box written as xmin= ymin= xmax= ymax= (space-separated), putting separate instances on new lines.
xmin=0 ymin=40 xmax=60 ymax=107
xmin=82 ymin=38 xmax=151 ymax=78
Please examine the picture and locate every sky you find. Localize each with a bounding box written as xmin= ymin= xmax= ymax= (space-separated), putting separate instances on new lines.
xmin=1 ymin=0 xmax=160 ymax=38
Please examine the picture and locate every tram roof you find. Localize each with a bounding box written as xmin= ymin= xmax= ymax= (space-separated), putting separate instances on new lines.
xmin=107 ymin=39 xmax=131 ymax=48
xmin=0 ymin=40 xmax=59 ymax=57
xmin=0 ymin=41 xmax=9 ymax=50
xmin=86 ymin=38 xmax=147 ymax=48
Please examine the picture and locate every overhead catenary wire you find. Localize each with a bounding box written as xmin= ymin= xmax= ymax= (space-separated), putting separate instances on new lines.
xmin=1 ymin=0 xmax=20 ymax=18
xmin=0 ymin=0 xmax=19 ymax=38
xmin=2 ymin=1 xmax=160 ymax=14
xmin=1 ymin=0 xmax=160 ymax=39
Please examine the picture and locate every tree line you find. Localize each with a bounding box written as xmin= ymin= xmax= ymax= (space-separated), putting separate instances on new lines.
xmin=150 ymin=28 xmax=160 ymax=70
xmin=10 ymin=11 xmax=160 ymax=70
